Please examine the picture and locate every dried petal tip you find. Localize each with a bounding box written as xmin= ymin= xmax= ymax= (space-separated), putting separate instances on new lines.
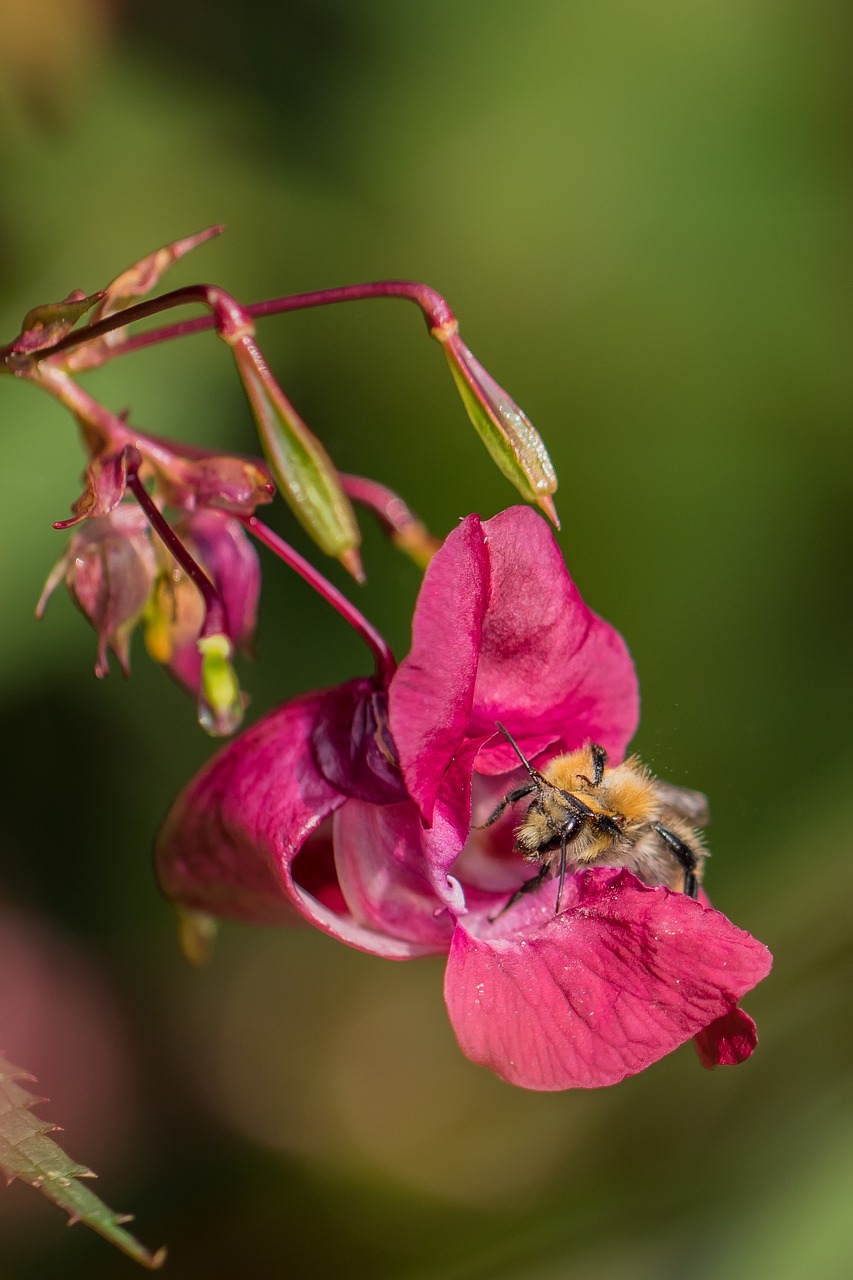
xmin=536 ymin=492 xmax=561 ymax=529
xmin=197 ymin=634 xmax=245 ymax=736
xmin=442 ymin=333 xmax=559 ymax=518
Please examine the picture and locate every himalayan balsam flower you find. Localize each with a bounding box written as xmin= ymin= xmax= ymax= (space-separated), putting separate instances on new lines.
xmin=157 ymin=507 xmax=771 ymax=1090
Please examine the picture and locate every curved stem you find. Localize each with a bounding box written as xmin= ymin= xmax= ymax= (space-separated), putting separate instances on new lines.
xmin=239 ymin=515 xmax=396 ymax=685
xmin=125 ymin=455 xmax=227 ymax=638
xmin=39 ymin=281 xmax=458 ymax=365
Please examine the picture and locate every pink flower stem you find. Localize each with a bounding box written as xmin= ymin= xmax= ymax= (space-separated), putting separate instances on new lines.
xmin=340 ymin=474 xmax=423 ymax=536
xmin=239 ymin=515 xmax=396 ymax=685
xmin=38 ymin=282 xmax=459 ymax=365
xmin=124 ymin=452 xmax=227 ymax=639
xmin=340 ymin=473 xmax=441 ymax=567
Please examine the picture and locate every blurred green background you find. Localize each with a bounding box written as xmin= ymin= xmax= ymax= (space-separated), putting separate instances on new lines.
xmin=1 ymin=1 xmax=851 ymax=1277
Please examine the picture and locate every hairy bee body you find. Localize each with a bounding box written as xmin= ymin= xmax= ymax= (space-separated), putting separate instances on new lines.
xmin=483 ymin=728 xmax=709 ymax=916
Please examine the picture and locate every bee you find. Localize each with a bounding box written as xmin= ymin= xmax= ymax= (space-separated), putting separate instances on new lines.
xmin=481 ymin=723 xmax=709 ymax=918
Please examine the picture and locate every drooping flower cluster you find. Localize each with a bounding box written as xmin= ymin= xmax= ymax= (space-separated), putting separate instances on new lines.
xmin=3 ymin=230 xmax=771 ymax=1090
xmin=4 ymin=228 xmax=554 ymax=737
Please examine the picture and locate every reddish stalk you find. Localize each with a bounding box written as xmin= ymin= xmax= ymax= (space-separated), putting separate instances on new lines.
xmin=239 ymin=515 xmax=396 ymax=685
xmin=124 ymin=453 xmax=227 ymax=639
xmin=37 ymin=281 xmax=459 ymax=365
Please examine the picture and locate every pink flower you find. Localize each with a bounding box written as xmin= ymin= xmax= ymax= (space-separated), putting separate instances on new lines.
xmin=156 ymin=507 xmax=771 ymax=1090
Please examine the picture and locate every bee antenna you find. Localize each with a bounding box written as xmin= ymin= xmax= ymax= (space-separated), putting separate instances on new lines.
xmin=494 ymin=722 xmax=544 ymax=783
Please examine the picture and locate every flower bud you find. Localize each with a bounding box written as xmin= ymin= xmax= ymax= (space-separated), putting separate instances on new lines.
xmin=441 ymin=332 xmax=559 ymax=525
xmin=197 ymin=634 xmax=245 ymax=736
xmin=229 ymin=334 xmax=364 ymax=579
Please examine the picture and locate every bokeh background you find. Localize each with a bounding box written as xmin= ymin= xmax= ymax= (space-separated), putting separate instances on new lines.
xmin=1 ymin=2 xmax=851 ymax=1277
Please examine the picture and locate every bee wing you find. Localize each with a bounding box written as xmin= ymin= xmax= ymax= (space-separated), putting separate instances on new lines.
xmin=655 ymin=781 xmax=710 ymax=827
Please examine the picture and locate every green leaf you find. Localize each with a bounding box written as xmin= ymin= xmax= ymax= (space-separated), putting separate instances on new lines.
xmin=0 ymin=1053 xmax=165 ymax=1269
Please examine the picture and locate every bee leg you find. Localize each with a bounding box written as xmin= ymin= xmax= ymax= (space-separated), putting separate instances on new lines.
xmin=555 ymin=826 xmax=570 ymax=914
xmin=488 ymin=861 xmax=551 ymax=922
xmin=475 ymin=784 xmax=536 ymax=830
xmin=576 ymin=743 xmax=607 ymax=789
xmin=555 ymin=811 xmax=585 ymax=913
xmin=653 ymin=822 xmax=700 ymax=898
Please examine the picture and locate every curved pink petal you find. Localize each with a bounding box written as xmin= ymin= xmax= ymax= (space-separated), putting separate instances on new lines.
xmin=390 ymin=508 xmax=639 ymax=822
xmin=469 ymin=507 xmax=639 ymax=762
xmin=444 ymin=868 xmax=773 ymax=1090
xmin=155 ymin=689 xmax=434 ymax=957
xmin=389 ymin=514 xmax=489 ymax=819
xmin=333 ymin=800 xmax=455 ymax=949
xmin=693 ymin=1007 xmax=759 ymax=1068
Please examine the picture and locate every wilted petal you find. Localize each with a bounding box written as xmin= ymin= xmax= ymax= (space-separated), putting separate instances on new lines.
xmin=55 ymin=445 xmax=130 ymax=528
xmin=156 ymin=452 xmax=275 ymax=516
xmin=65 ymin=227 xmax=224 ymax=371
xmin=444 ymin=868 xmax=773 ymax=1090
xmin=694 ymin=1007 xmax=759 ymax=1068
xmin=9 ymin=290 xmax=102 ymax=356
xmin=156 ymin=690 xmax=435 ymax=957
xmin=38 ymin=506 xmax=156 ymax=677
xmin=97 ymin=227 xmax=223 ymax=321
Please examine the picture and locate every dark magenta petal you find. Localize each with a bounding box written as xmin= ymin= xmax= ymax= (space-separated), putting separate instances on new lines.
xmin=155 ymin=690 xmax=435 ymax=957
xmin=469 ymin=508 xmax=639 ymax=761
xmin=694 ymin=1007 xmax=759 ymax=1068
xmin=389 ymin=514 xmax=489 ymax=820
xmin=312 ymin=679 xmax=409 ymax=805
xmin=444 ymin=868 xmax=773 ymax=1090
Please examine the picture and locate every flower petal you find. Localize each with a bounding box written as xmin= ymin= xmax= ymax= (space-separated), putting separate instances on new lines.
xmin=693 ymin=1006 xmax=759 ymax=1068
xmin=334 ymin=800 xmax=455 ymax=948
xmin=444 ymin=867 xmax=773 ymax=1090
xmin=389 ymin=514 xmax=489 ymax=820
xmin=389 ymin=508 xmax=640 ymax=821
xmin=470 ymin=507 xmax=639 ymax=763
xmin=311 ymin=679 xmax=409 ymax=805
xmin=155 ymin=690 xmax=434 ymax=957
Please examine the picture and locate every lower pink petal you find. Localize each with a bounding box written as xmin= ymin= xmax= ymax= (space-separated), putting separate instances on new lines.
xmin=444 ymin=868 xmax=772 ymax=1090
